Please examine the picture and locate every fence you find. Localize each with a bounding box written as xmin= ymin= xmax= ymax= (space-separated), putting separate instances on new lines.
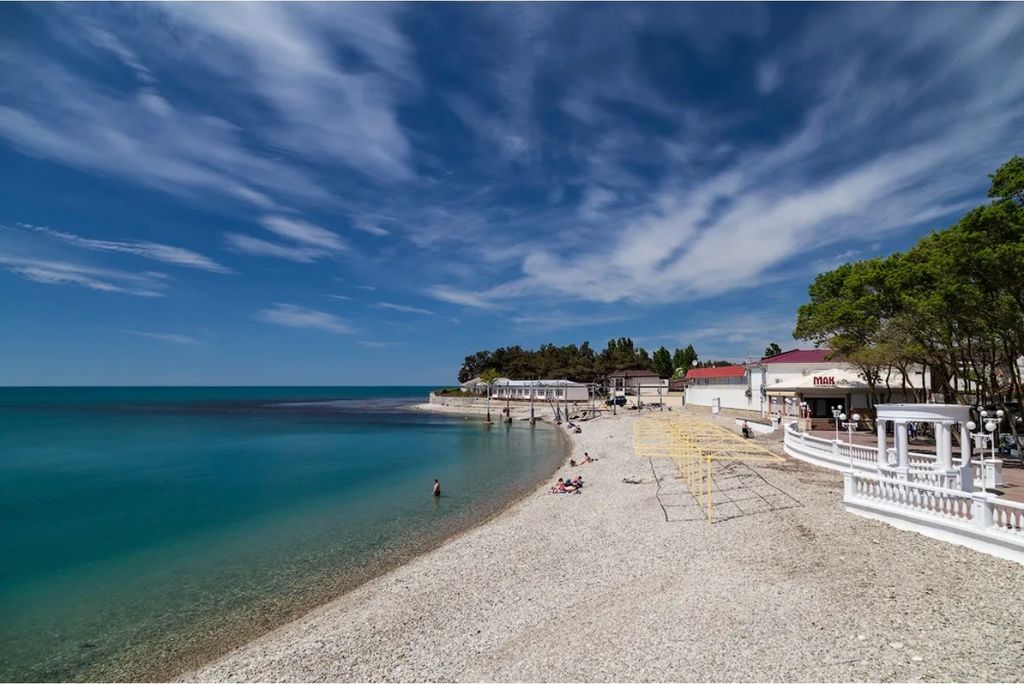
xmin=844 ymin=470 xmax=1024 ymax=564
xmin=783 ymin=421 xmax=984 ymax=485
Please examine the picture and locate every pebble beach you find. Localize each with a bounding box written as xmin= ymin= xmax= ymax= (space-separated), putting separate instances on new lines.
xmin=185 ymin=406 xmax=1024 ymax=682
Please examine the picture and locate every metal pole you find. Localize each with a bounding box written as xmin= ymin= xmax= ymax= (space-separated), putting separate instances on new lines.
xmin=706 ymin=457 xmax=712 ymax=524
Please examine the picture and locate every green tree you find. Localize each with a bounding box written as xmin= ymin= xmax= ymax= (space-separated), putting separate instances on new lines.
xmin=672 ymin=344 xmax=698 ymax=378
xmin=763 ymin=342 xmax=783 ymax=358
xmin=988 ymin=154 xmax=1024 ymax=206
xmin=652 ymin=346 xmax=673 ymax=378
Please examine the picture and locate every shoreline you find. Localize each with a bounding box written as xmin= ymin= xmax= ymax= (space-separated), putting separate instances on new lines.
xmin=185 ymin=406 xmax=1024 ymax=682
xmin=159 ymin=403 xmax=572 ymax=682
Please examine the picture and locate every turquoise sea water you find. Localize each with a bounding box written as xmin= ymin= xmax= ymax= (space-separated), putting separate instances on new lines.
xmin=0 ymin=387 xmax=566 ymax=681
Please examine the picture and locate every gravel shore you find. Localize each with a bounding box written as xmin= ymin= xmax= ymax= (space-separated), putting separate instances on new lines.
xmin=185 ymin=407 xmax=1024 ymax=682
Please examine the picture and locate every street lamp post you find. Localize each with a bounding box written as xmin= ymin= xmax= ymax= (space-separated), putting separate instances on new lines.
xmin=840 ymin=412 xmax=861 ymax=468
xmin=831 ymin=404 xmax=844 ymax=442
xmin=968 ymin=407 xmax=1004 ymax=491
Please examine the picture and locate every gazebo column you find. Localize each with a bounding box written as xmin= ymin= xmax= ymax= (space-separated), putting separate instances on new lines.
xmin=960 ymin=422 xmax=972 ymax=466
xmin=895 ymin=420 xmax=910 ymax=478
xmin=876 ymin=419 xmax=888 ymax=468
xmin=936 ymin=422 xmax=952 ymax=469
xmin=958 ymin=421 xmax=974 ymax=492
xmin=936 ymin=421 xmax=957 ymax=489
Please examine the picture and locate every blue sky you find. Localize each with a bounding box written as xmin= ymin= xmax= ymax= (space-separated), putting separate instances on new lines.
xmin=2 ymin=3 xmax=1023 ymax=385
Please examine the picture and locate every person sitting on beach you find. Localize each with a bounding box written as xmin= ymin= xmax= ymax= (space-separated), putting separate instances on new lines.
xmin=582 ymin=452 xmax=596 ymax=463
xmin=551 ymin=478 xmax=569 ymax=494
xmin=571 ymin=475 xmax=584 ymax=489
xmin=570 ymin=458 xmax=578 ymax=467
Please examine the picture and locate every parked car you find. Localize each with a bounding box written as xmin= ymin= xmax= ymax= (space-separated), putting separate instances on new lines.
xmin=605 ymin=396 xmax=627 ymax=406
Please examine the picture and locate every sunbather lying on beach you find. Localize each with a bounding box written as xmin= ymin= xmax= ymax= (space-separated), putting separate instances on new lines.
xmin=550 ymin=477 xmax=580 ymax=494
xmin=569 ymin=452 xmax=596 ymax=468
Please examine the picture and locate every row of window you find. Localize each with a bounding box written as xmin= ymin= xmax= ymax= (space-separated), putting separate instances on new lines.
xmin=689 ymin=376 xmax=747 ymax=386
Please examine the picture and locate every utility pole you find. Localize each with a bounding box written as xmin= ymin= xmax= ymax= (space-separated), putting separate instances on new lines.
xmin=563 ymin=377 xmax=569 ymax=424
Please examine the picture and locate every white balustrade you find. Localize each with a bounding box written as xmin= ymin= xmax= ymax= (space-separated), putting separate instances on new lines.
xmin=844 ymin=469 xmax=1024 ymax=563
xmin=786 ymin=414 xmax=1024 ymax=565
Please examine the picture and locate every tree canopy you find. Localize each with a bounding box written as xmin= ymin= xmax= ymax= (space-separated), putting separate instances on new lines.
xmin=457 ymin=338 xmax=707 ymax=383
xmin=793 ymin=156 xmax=1024 ymax=432
xmin=763 ymin=342 xmax=783 ymax=358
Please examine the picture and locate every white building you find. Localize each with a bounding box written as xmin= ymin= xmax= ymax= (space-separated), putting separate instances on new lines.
xmin=460 ymin=377 xmax=589 ymax=402
xmin=683 ymin=365 xmax=752 ymax=413
xmin=683 ymin=349 xmax=932 ymax=424
xmin=608 ymin=370 xmax=668 ymax=398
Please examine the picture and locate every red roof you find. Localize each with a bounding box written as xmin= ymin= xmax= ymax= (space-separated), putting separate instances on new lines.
xmin=685 ymin=365 xmax=746 ymax=379
xmin=761 ymin=348 xmax=833 ymax=364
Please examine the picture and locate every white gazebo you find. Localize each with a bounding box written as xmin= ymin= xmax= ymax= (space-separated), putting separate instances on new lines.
xmin=874 ymin=404 xmax=973 ymax=491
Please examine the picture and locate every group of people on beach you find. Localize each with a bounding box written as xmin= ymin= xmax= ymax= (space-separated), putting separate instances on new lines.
xmin=551 ymin=452 xmax=597 ymax=495
xmin=551 ymin=474 xmax=584 ymax=494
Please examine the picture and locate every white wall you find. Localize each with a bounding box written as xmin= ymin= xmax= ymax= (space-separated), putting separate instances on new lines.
xmin=684 ymin=384 xmax=753 ymax=412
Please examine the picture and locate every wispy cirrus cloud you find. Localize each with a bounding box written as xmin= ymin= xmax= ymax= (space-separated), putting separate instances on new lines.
xmin=358 ymin=340 xmax=403 ymax=348
xmin=227 ymin=215 xmax=347 ymax=263
xmin=375 ymin=302 xmax=434 ymax=315
xmin=0 ymin=2 xmax=419 ymax=234
xmin=122 ymin=330 xmax=199 ymax=345
xmin=0 ymin=254 xmax=166 ymax=297
xmin=20 ymin=223 xmax=230 ymax=273
xmin=255 ymin=303 xmax=353 ymax=335
xmin=259 ymin=216 xmax=346 ymax=252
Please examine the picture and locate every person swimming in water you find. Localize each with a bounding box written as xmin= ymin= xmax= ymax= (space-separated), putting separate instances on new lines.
xmin=432 ymin=479 xmax=441 ymax=497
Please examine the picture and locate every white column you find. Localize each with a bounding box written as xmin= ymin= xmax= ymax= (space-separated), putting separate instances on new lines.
xmin=876 ymin=419 xmax=888 ymax=467
xmin=959 ymin=422 xmax=974 ymax=492
xmin=960 ymin=422 xmax=972 ymax=466
xmin=937 ymin=422 xmax=952 ymax=469
xmin=895 ymin=420 xmax=909 ymax=469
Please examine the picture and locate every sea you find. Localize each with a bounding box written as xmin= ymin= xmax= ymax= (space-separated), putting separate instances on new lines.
xmin=0 ymin=387 xmax=567 ymax=681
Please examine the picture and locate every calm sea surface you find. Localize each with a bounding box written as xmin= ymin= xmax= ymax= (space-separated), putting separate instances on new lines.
xmin=0 ymin=387 xmax=567 ymax=681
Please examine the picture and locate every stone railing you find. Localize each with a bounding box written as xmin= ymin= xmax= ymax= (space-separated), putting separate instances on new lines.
xmin=844 ymin=470 xmax=1024 ymax=564
xmin=783 ymin=421 xmax=984 ymax=485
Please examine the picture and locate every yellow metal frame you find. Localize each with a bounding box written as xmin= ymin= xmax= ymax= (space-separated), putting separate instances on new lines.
xmin=633 ymin=414 xmax=784 ymax=523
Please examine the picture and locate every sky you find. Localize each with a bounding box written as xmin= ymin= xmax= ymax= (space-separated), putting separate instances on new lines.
xmin=2 ymin=3 xmax=1023 ymax=385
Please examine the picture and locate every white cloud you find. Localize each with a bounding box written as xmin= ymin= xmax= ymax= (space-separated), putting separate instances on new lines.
xmin=0 ymin=2 xmax=418 ymax=225
xmin=425 ymin=285 xmax=502 ymax=310
xmin=358 ymin=340 xmax=403 ymax=348
xmin=255 ymin=303 xmax=353 ymax=334
xmin=352 ymin=218 xmax=390 ymax=236
xmin=0 ymin=254 xmax=166 ymax=297
xmin=122 ymin=330 xmax=199 ymax=344
xmin=22 ymin=224 xmax=230 ymax=273
xmin=224 ymin=233 xmax=326 ymax=263
xmin=259 ymin=215 xmax=347 ymax=251
xmin=756 ymin=61 xmax=780 ymax=94
xmin=155 ymin=2 xmax=417 ymax=180
xmin=375 ymin=302 xmax=434 ymax=315
xmin=326 ymin=294 xmax=351 ymax=300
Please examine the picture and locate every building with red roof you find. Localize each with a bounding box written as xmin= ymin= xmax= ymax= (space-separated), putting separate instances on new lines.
xmin=682 ymin=345 xmax=933 ymax=427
